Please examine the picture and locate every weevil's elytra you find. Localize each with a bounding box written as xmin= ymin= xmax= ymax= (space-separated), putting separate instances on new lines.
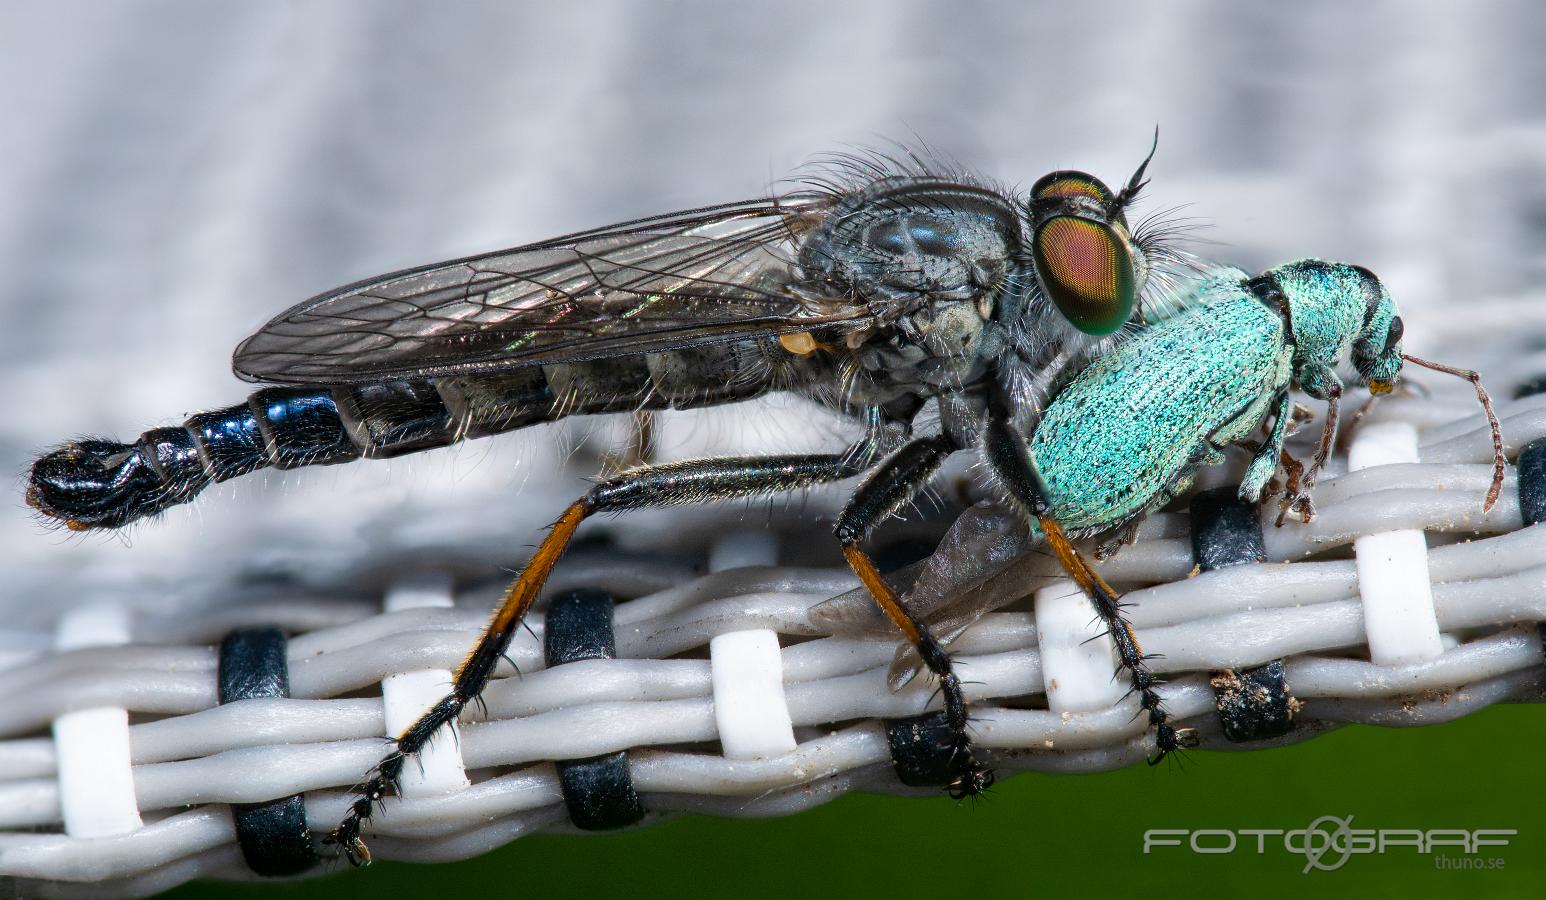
xmin=26 ymin=138 xmax=1193 ymax=867
xmin=1029 ymin=258 xmax=1507 ymax=538
xmin=1030 ymin=283 xmax=1289 ymax=531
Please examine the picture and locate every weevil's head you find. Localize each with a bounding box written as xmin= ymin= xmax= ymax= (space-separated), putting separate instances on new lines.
xmin=1265 ymin=259 xmax=1404 ymax=393
xmin=1024 ymin=139 xmax=1158 ymax=339
xmin=1347 ymin=265 xmax=1404 ymax=393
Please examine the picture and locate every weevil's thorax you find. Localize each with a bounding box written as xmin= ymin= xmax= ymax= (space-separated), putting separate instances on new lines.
xmin=1270 ymin=260 xmax=1378 ymax=374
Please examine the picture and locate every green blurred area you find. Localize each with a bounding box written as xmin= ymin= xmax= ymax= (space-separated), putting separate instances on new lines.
xmin=164 ymin=703 xmax=1545 ymax=900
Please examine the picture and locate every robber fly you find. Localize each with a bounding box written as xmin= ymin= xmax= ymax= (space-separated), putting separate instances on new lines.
xmin=28 ymin=138 xmax=1190 ymax=865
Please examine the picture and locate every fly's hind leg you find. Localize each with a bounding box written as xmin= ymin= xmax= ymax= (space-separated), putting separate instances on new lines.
xmin=328 ymin=446 xmax=876 ymax=866
xmin=832 ymin=433 xmax=992 ymax=797
xmin=980 ymin=413 xmax=1192 ymax=764
xmin=1036 ymin=518 xmax=1191 ymax=762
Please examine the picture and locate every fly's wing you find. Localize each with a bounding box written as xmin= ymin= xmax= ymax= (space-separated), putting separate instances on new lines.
xmin=232 ymin=195 xmax=862 ymax=385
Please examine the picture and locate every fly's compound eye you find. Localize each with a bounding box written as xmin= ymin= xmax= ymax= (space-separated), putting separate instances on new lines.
xmin=1032 ymin=215 xmax=1137 ymax=336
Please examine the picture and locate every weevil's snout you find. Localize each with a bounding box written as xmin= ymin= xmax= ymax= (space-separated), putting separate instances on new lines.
xmin=1357 ymin=314 xmax=1403 ymax=393
xmin=1026 ymin=170 xmax=1142 ymax=336
xmin=1349 ymin=266 xmax=1404 ymax=393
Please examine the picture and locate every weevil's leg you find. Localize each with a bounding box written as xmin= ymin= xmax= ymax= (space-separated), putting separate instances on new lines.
xmin=1240 ymin=391 xmax=1292 ymax=504
xmin=328 ymin=446 xmax=877 ymax=866
xmin=1274 ymin=449 xmax=1306 ymax=528
xmin=832 ymin=433 xmax=993 ymax=796
xmin=979 ymin=413 xmax=1186 ymax=763
xmin=1093 ymin=518 xmax=1142 ymax=561
xmin=1285 ymin=365 xmax=1344 ymax=523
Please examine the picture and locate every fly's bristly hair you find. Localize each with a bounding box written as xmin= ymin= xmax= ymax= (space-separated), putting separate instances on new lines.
xmin=1130 ymin=203 xmax=1213 ymax=327
xmin=785 ymin=137 xmax=1013 ymax=205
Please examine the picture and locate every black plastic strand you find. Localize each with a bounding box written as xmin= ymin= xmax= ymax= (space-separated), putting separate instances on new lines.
xmin=1518 ymin=437 xmax=1546 ymax=527
xmin=217 ymin=627 xmax=317 ymax=876
xmin=544 ymin=589 xmax=647 ymax=830
xmin=883 ymin=711 xmax=961 ymax=787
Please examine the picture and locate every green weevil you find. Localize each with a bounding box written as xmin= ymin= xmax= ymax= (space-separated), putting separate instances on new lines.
xmin=980 ymin=257 xmax=1507 ymax=761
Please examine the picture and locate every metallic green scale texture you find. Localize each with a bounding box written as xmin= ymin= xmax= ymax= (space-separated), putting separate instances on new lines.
xmin=1029 ymin=269 xmax=1287 ymax=531
xmin=1027 ymin=258 xmax=1406 ymax=535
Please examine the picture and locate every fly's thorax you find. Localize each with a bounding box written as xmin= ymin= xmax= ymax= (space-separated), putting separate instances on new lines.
xmin=770 ymin=286 xmax=1005 ymax=411
xmin=795 ymin=177 xmax=1021 ymax=315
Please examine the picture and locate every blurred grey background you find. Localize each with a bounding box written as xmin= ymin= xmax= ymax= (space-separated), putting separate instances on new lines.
xmin=2 ymin=0 xmax=1544 ymax=624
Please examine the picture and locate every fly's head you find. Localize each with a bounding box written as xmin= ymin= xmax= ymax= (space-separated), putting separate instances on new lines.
xmin=1024 ymin=164 xmax=1147 ymax=339
xmin=1016 ymin=131 xmax=1193 ymax=360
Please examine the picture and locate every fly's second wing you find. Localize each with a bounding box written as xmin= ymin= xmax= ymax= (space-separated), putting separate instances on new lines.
xmin=233 ymin=195 xmax=864 ymax=385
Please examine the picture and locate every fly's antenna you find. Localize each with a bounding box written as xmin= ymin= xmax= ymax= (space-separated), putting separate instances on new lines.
xmin=1112 ymin=125 xmax=1159 ymax=214
xmin=1401 ymin=353 xmax=1506 ymax=512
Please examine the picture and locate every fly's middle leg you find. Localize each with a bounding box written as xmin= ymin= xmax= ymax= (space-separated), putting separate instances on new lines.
xmin=832 ymin=433 xmax=993 ymax=797
xmin=329 ymin=446 xmax=875 ymax=866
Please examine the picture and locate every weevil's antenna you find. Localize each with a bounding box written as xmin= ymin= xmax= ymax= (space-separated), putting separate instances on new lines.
xmin=1401 ymin=354 xmax=1506 ymax=512
xmin=1113 ymin=126 xmax=1160 ymax=213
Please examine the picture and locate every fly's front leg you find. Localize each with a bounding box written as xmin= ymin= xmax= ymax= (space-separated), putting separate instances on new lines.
xmin=328 ymin=445 xmax=874 ymax=866
xmin=832 ymin=433 xmax=993 ymax=797
xmin=980 ymin=414 xmax=1189 ymax=764
xmin=1284 ymin=364 xmax=1344 ymax=523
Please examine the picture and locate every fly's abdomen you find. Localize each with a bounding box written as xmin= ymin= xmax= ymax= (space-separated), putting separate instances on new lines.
xmin=29 ymin=388 xmax=363 ymax=531
xmin=28 ymin=341 xmax=778 ymax=530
